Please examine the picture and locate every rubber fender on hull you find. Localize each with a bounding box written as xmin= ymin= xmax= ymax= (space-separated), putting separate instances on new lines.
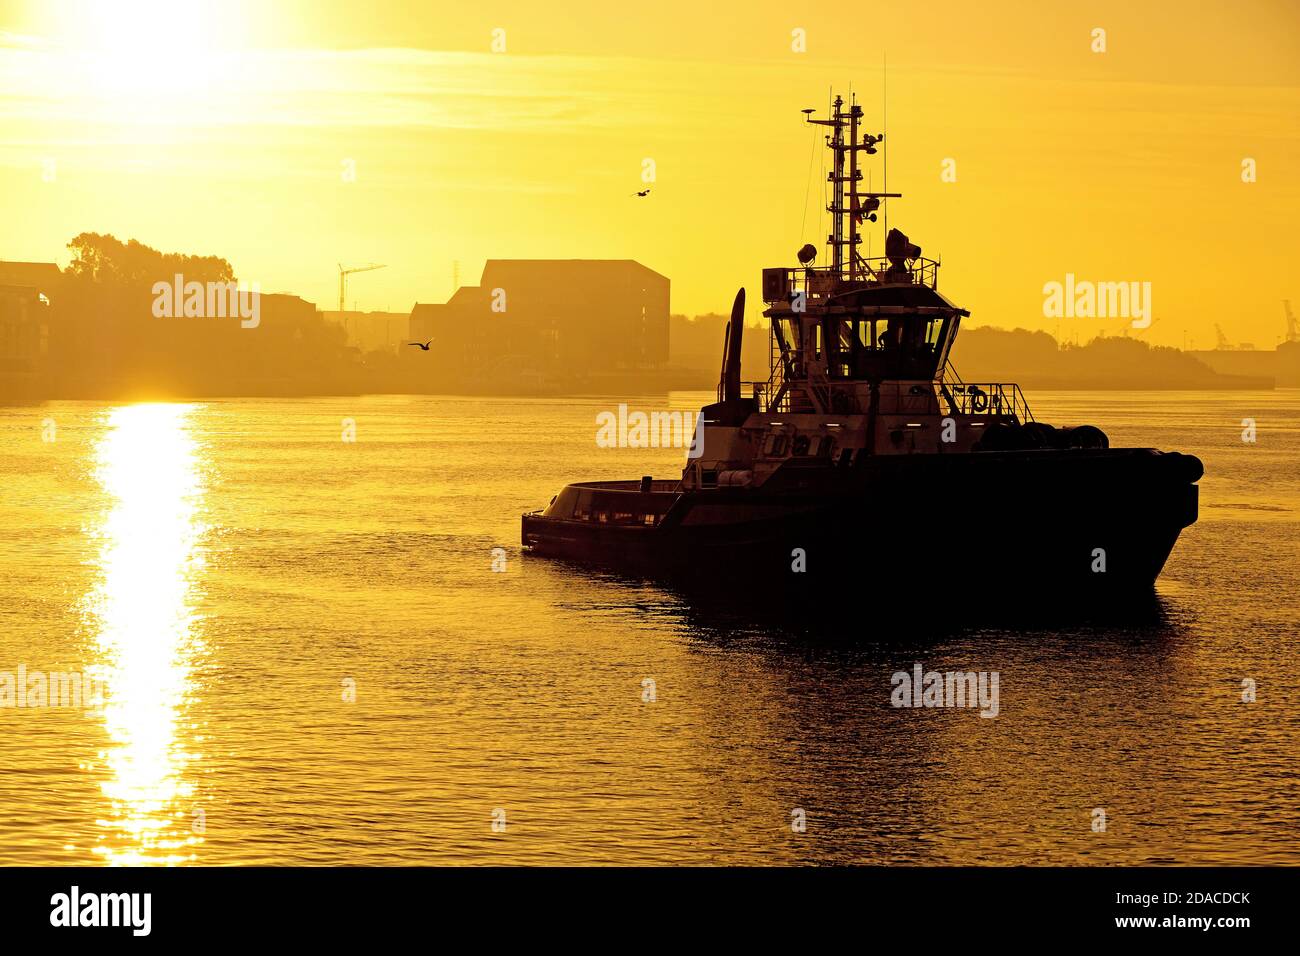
xmin=975 ymin=421 xmax=1110 ymax=451
xmin=1159 ymin=451 xmax=1204 ymax=483
xmin=1064 ymin=425 xmax=1109 ymax=449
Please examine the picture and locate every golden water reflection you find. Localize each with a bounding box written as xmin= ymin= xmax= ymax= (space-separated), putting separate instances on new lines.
xmin=85 ymin=404 xmax=207 ymax=865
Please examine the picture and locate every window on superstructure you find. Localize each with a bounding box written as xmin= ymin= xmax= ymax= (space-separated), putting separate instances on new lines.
xmin=765 ymin=434 xmax=788 ymax=457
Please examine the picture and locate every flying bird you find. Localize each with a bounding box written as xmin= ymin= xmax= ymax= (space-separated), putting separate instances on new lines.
xmin=632 ymin=188 xmax=651 ymax=197
xmin=407 ymin=340 xmax=432 ymax=351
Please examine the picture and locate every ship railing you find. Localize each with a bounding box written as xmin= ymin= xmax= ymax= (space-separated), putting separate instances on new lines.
xmin=856 ymin=256 xmax=940 ymax=290
xmin=743 ymin=378 xmax=783 ymax=413
xmin=940 ymin=381 xmax=1034 ymax=423
xmin=744 ymin=368 xmax=1032 ymax=421
xmin=745 ymin=341 xmax=806 ymax=413
xmin=768 ymin=257 xmax=942 ymax=301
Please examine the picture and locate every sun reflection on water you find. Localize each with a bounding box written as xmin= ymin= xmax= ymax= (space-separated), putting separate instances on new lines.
xmin=85 ymin=404 xmax=207 ymax=865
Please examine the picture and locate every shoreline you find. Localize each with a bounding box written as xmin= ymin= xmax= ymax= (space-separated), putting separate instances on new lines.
xmin=3 ymin=382 xmax=1294 ymax=407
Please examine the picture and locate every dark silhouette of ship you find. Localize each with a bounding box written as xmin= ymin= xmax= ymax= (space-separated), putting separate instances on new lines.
xmin=522 ymin=94 xmax=1203 ymax=594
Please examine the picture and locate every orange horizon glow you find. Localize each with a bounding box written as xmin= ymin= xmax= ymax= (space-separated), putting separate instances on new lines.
xmin=0 ymin=0 xmax=1297 ymax=348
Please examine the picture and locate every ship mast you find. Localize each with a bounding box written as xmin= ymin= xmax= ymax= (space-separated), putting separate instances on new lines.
xmin=806 ymin=93 xmax=897 ymax=282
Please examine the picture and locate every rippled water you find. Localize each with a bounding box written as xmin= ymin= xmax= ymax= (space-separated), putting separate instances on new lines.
xmin=0 ymin=390 xmax=1296 ymax=865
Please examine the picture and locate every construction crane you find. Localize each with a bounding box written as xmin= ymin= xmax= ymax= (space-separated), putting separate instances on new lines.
xmin=1285 ymin=300 xmax=1298 ymax=343
xmin=338 ymin=263 xmax=386 ymax=313
xmin=1214 ymin=323 xmax=1258 ymax=351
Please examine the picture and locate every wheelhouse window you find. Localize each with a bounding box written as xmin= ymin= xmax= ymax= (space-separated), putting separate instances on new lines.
xmin=764 ymin=434 xmax=788 ymax=457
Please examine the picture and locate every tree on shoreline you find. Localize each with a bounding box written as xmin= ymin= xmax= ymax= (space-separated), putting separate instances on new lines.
xmin=65 ymin=233 xmax=235 ymax=288
xmin=43 ymin=233 xmax=359 ymax=399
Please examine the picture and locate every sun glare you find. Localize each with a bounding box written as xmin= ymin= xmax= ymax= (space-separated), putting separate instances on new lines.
xmin=62 ymin=0 xmax=227 ymax=101
xmin=85 ymin=404 xmax=208 ymax=865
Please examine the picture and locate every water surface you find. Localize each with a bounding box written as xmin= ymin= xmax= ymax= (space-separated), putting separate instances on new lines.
xmin=0 ymin=390 xmax=1296 ymax=864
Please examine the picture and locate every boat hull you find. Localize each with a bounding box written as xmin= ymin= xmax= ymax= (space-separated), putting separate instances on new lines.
xmin=521 ymin=449 xmax=1202 ymax=594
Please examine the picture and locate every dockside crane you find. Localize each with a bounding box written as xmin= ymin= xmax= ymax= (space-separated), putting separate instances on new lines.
xmin=338 ymin=263 xmax=386 ymax=312
xmin=1285 ymin=300 xmax=1297 ymax=344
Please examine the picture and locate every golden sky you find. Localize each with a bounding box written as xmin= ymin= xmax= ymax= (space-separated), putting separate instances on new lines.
xmin=0 ymin=0 xmax=1297 ymax=348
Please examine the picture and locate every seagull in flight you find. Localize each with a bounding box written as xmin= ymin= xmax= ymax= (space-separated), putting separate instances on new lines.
xmin=632 ymin=188 xmax=651 ymax=197
xmin=407 ymin=340 xmax=432 ymax=351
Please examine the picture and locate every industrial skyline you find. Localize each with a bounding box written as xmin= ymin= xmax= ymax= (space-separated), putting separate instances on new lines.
xmin=0 ymin=0 xmax=1296 ymax=347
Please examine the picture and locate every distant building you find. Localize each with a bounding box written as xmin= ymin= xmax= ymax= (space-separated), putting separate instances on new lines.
xmin=0 ymin=261 xmax=62 ymax=293
xmin=260 ymin=293 xmax=318 ymax=318
xmin=322 ymin=310 xmax=411 ymax=353
xmin=0 ymin=261 xmax=59 ymax=377
xmin=410 ymin=260 xmax=669 ymax=377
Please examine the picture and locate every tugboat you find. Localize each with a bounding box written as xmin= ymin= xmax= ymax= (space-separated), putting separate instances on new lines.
xmin=522 ymin=94 xmax=1202 ymax=594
